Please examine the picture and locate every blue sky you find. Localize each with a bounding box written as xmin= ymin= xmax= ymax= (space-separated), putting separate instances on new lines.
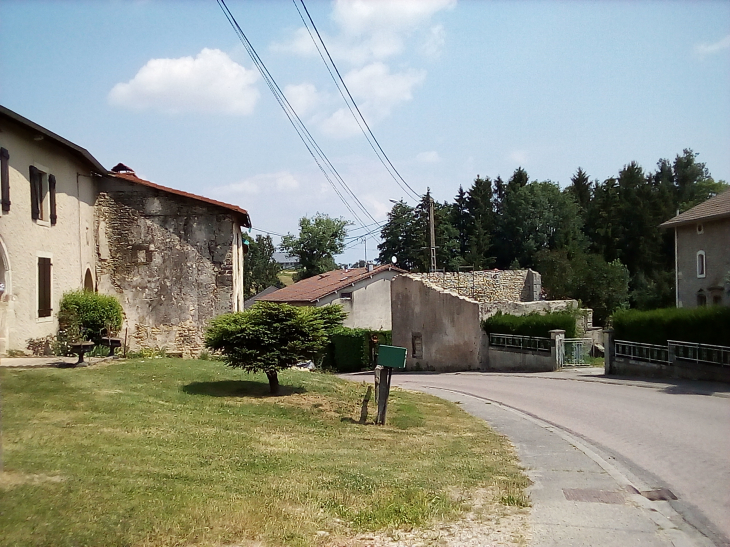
xmin=2 ymin=0 xmax=728 ymax=264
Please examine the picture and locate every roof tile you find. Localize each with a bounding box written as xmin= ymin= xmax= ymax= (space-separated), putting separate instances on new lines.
xmin=660 ymin=188 xmax=730 ymax=228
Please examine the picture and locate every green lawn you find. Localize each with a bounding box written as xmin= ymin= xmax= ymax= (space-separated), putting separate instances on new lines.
xmin=0 ymin=359 xmax=528 ymax=547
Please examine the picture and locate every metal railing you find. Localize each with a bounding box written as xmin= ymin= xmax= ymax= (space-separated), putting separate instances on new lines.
xmin=615 ymin=340 xmax=670 ymax=364
xmin=489 ymin=333 xmax=551 ymax=353
xmin=669 ymin=340 xmax=730 ymax=367
xmin=564 ymin=338 xmax=593 ymax=365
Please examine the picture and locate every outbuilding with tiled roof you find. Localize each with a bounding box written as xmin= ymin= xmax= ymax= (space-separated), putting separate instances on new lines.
xmin=660 ymin=188 xmax=730 ymax=308
xmin=260 ymin=264 xmax=406 ymax=330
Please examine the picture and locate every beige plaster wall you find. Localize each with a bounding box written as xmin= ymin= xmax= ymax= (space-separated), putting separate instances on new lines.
xmin=319 ymin=273 xmax=396 ymax=330
xmin=0 ymin=121 xmax=98 ymax=353
xmin=675 ymin=220 xmax=730 ymax=308
xmin=391 ymin=274 xmax=484 ymax=371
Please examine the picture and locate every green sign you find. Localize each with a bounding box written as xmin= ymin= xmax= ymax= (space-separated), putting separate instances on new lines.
xmin=377 ymin=345 xmax=407 ymax=369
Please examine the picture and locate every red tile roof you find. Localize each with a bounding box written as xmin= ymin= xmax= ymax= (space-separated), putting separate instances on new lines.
xmin=260 ymin=265 xmax=406 ymax=303
xmin=108 ymin=171 xmax=251 ymax=227
xmin=660 ymin=188 xmax=730 ymax=228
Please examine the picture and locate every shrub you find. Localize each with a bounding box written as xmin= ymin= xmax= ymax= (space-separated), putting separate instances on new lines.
xmin=612 ymin=306 xmax=730 ymax=346
xmin=58 ymin=290 xmax=124 ymax=344
xmin=482 ymin=310 xmax=577 ymax=338
xmin=205 ymin=302 xmax=346 ymax=393
xmin=320 ymin=328 xmax=392 ymax=373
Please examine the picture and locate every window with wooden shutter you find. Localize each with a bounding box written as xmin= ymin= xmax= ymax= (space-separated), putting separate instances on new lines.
xmin=0 ymin=147 xmax=9 ymax=213
xmin=29 ymin=165 xmax=40 ymax=220
xmin=38 ymin=256 xmax=52 ymax=317
xmin=49 ymin=174 xmax=57 ymax=225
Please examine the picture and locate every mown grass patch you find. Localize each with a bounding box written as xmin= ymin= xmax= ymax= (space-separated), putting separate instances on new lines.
xmin=0 ymin=359 xmax=528 ymax=547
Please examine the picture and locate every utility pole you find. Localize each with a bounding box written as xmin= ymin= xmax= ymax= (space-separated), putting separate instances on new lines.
xmin=429 ymin=194 xmax=437 ymax=273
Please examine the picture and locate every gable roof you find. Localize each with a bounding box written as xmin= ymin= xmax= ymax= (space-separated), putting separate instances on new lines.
xmin=108 ymin=170 xmax=251 ymax=227
xmin=260 ymin=264 xmax=406 ymax=303
xmin=0 ymin=104 xmax=106 ymax=174
xmin=660 ymin=189 xmax=730 ymax=228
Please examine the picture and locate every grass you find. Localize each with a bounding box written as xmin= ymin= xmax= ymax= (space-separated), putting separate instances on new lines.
xmin=278 ymin=270 xmax=296 ymax=287
xmin=0 ymin=359 xmax=529 ymax=547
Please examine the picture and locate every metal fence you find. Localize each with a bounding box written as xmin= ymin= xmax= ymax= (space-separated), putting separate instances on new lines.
xmin=564 ymin=338 xmax=593 ymax=365
xmin=615 ymin=340 xmax=670 ymax=364
xmin=489 ymin=333 xmax=551 ymax=353
xmin=669 ymin=340 xmax=730 ymax=367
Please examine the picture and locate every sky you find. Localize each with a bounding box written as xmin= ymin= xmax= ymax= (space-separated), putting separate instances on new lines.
xmin=1 ymin=0 xmax=729 ymax=265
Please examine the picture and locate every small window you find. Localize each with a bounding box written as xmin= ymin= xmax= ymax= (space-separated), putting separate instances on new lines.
xmin=29 ymin=165 xmax=54 ymax=224
xmin=412 ymin=333 xmax=423 ymax=359
xmin=697 ymin=292 xmax=707 ymax=307
xmin=1 ymin=147 xmax=9 ymax=213
xmin=696 ymin=251 xmax=706 ymax=278
xmin=340 ymin=291 xmax=352 ymax=300
xmin=696 ymin=224 xmax=704 ymax=234
xmin=38 ymin=256 xmax=52 ymax=317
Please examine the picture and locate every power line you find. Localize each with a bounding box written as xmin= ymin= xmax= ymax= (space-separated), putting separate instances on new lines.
xmin=294 ymin=0 xmax=422 ymax=203
xmin=216 ymin=0 xmax=378 ymax=229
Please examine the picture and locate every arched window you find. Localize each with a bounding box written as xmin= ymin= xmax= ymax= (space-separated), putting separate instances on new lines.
xmin=696 ymin=251 xmax=706 ymax=278
xmin=697 ymin=291 xmax=707 ymax=307
xmin=84 ymin=269 xmax=94 ymax=292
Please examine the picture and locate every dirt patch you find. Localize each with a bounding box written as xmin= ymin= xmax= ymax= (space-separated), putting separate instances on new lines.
xmin=0 ymin=471 xmax=65 ymax=489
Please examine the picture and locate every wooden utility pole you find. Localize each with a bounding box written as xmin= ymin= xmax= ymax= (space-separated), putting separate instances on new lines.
xmin=429 ymin=195 xmax=436 ymax=273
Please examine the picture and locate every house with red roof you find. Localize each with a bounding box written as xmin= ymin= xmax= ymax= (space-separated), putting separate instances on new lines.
xmin=0 ymin=105 xmax=251 ymax=356
xmin=660 ymin=189 xmax=730 ymax=308
xmin=259 ymin=264 xmax=406 ymax=330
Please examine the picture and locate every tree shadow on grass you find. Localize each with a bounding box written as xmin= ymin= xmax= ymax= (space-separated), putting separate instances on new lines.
xmin=182 ymin=380 xmax=306 ymax=398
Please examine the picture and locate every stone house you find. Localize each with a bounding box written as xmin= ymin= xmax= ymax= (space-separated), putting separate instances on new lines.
xmin=391 ymin=270 xmax=580 ymax=372
xmin=0 ymin=104 xmax=251 ymax=356
xmin=660 ymin=189 xmax=730 ymax=308
xmin=260 ymin=264 xmax=405 ymax=331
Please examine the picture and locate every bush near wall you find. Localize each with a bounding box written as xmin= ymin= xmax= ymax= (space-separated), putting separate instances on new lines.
xmin=320 ymin=328 xmax=392 ymax=373
xmin=58 ymin=290 xmax=124 ymax=344
xmin=482 ymin=311 xmax=577 ymax=339
xmin=612 ymin=306 xmax=730 ymax=346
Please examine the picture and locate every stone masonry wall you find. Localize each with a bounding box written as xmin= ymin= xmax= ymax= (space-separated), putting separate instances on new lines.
xmin=95 ymin=181 xmax=239 ymax=357
xmin=410 ymin=269 xmax=540 ymax=302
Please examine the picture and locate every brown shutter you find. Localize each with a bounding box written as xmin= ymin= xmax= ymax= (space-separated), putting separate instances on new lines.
xmin=38 ymin=257 xmax=52 ymax=317
xmin=0 ymin=147 xmax=9 ymax=212
xmin=49 ymin=174 xmax=57 ymax=225
xmin=29 ymin=165 xmax=40 ymax=220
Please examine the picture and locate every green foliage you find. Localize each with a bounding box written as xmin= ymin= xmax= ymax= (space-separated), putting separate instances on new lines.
xmin=58 ymin=290 xmax=124 ymax=344
xmin=482 ymin=310 xmax=578 ymax=338
xmin=377 ymin=200 xmax=420 ymax=270
xmin=612 ymin=306 xmax=730 ymax=346
xmin=536 ymin=249 xmax=630 ymax=325
xmin=280 ymin=214 xmax=350 ymax=281
xmin=320 ymin=328 xmax=392 ymax=373
xmin=243 ymin=234 xmax=282 ymax=298
xmin=204 ymin=302 xmax=346 ymax=392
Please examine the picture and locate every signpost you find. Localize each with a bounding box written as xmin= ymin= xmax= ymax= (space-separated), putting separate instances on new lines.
xmin=374 ymin=345 xmax=407 ymax=425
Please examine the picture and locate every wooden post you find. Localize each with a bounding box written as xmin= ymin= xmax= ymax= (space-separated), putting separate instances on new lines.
xmin=374 ymin=366 xmax=392 ymax=425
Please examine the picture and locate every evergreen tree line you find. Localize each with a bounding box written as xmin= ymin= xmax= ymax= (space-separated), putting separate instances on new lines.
xmin=377 ymin=149 xmax=727 ymax=324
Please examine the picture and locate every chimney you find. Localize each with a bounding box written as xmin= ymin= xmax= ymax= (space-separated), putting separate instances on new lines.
xmin=367 ymin=262 xmax=374 ymax=272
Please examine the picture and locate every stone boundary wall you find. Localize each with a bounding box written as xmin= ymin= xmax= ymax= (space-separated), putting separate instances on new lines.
xmin=410 ymin=269 xmax=540 ymax=303
xmin=478 ymin=299 xmax=579 ymax=321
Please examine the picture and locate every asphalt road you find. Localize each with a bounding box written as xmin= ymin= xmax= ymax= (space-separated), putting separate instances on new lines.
xmin=377 ymin=369 xmax=730 ymax=546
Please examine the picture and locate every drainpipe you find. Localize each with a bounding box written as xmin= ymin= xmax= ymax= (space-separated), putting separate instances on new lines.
xmin=674 ymin=226 xmax=679 ymax=308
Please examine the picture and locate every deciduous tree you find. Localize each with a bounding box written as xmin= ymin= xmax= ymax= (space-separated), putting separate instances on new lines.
xmin=280 ymin=214 xmax=349 ymax=281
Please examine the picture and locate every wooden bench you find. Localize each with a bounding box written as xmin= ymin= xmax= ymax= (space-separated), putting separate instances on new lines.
xmin=100 ymin=337 xmax=122 ymax=356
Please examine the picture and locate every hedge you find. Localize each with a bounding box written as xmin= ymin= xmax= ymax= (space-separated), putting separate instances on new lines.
xmin=612 ymin=306 xmax=730 ymax=346
xmin=320 ymin=327 xmax=392 ymax=373
xmin=482 ymin=310 xmax=577 ymax=339
xmin=58 ymin=290 xmax=124 ymax=344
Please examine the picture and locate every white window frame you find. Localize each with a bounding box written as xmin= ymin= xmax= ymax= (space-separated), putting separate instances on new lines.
xmin=36 ymin=251 xmax=53 ymax=322
xmin=33 ymin=162 xmax=51 ymax=226
xmin=696 ymin=250 xmax=706 ymax=278
xmin=696 ymin=223 xmax=704 ymax=234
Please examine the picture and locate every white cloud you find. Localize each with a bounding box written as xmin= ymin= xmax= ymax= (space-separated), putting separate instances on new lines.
xmin=333 ymin=0 xmax=456 ymax=37
xmin=421 ymin=24 xmax=446 ymax=58
xmin=695 ymin=34 xmax=730 ymax=57
xmin=108 ymin=48 xmax=259 ymax=115
xmin=321 ymin=62 xmax=425 ymax=136
xmin=416 ymin=151 xmax=441 ymax=163
xmin=509 ymin=150 xmax=528 ymax=164
xmin=271 ymin=27 xmax=318 ymax=57
xmin=284 ymin=83 xmax=322 ymax=116
xmin=214 ymin=171 xmax=299 ymax=196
